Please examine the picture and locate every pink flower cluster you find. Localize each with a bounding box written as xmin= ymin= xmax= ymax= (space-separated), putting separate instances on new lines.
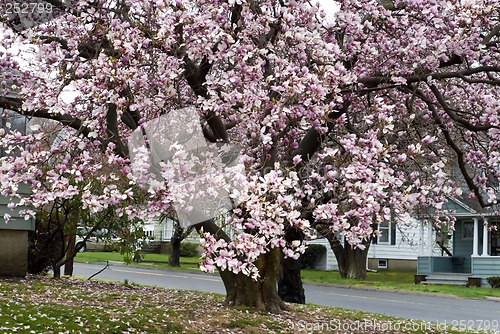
xmin=0 ymin=0 xmax=498 ymax=277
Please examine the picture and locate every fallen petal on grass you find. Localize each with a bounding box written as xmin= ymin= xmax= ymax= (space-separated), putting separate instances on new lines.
xmin=0 ymin=275 xmax=490 ymax=333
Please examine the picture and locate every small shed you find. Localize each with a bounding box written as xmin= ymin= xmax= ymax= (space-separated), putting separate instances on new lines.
xmin=0 ymin=75 xmax=35 ymax=276
xmin=0 ymin=185 xmax=35 ymax=276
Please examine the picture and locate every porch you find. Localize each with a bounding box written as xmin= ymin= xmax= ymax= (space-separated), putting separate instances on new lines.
xmin=416 ymin=217 xmax=500 ymax=287
xmin=417 ymin=256 xmax=470 ymax=275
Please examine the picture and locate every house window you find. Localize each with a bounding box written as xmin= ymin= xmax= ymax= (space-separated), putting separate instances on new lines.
xmin=378 ymin=259 xmax=388 ymax=268
xmin=374 ymin=220 xmax=397 ymax=245
xmin=462 ymin=221 xmax=474 ymax=239
xmin=378 ymin=221 xmax=390 ymax=243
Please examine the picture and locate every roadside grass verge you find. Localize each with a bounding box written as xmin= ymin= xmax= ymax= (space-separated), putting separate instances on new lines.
xmin=0 ymin=275 xmax=489 ymax=334
xmin=74 ymin=252 xmax=500 ymax=299
xmin=301 ymin=270 xmax=500 ymax=299
xmin=75 ymin=252 xmax=200 ymax=271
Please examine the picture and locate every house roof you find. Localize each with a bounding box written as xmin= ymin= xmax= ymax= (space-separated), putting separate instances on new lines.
xmin=443 ymin=197 xmax=478 ymax=215
xmin=442 ymin=196 xmax=500 ymax=218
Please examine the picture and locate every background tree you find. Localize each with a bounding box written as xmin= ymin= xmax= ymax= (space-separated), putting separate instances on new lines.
xmin=166 ymin=217 xmax=195 ymax=267
xmin=1 ymin=0 xmax=499 ymax=312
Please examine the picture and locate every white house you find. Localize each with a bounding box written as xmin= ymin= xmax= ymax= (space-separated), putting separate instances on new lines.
xmin=310 ymin=218 xmax=441 ymax=272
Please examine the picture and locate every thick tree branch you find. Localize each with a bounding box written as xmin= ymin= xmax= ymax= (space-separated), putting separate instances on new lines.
xmin=203 ymin=122 xmax=237 ymax=143
xmin=428 ymin=84 xmax=493 ymax=132
xmin=0 ymin=96 xmax=93 ymax=137
xmin=105 ymin=103 xmax=129 ymax=157
xmin=230 ymin=3 xmax=243 ymax=35
xmin=358 ymin=66 xmax=500 ymax=87
xmin=292 ymin=101 xmax=350 ymax=169
xmin=457 ymin=74 xmax=500 ymax=85
xmin=183 ymin=56 xmax=209 ymax=98
xmin=438 ymin=54 xmax=463 ymax=68
xmin=118 ymin=86 xmax=141 ymax=131
xmin=483 ymin=24 xmax=500 ymax=44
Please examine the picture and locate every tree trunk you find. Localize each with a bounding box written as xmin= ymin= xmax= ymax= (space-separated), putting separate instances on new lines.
xmin=316 ymin=223 xmax=370 ymax=280
xmin=168 ymin=231 xmax=182 ymax=267
xmin=223 ymin=248 xmax=289 ymax=313
xmin=195 ymin=220 xmax=288 ymax=313
xmin=278 ymin=227 xmax=305 ymax=304
xmin=64 ymin=235 xmax=76 ymax=276
xmin=342 ymin=242 xmax=370 ymax=280
xmin=169 ymin=223 xmax=193 ymax=267
xmin=51 ymin=227 xmax=67 ymax=279
xmin=52 ymin=262 xmax=61 ymax=279
xmin=278 ymin=254 xmax=305 ymax=304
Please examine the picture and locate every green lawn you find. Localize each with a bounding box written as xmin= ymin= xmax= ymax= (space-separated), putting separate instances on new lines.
xmin=0 ymin=276 xmax=486 ymax=333
xmin=75 ymin=252 xmax=200 ymax=271
xmin=301 ymin=269 xmax=416 ymax=286
xmin=74 ymin=252 xmax=500 ymax=299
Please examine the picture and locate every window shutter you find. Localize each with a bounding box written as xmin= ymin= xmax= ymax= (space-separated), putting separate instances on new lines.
xmin=391 ymin=223 xmax=396 ymax=245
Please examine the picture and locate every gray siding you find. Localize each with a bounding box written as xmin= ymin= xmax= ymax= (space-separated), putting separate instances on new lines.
xmin=0 ymin=200 xmax=35 ymax=231
xmin=418 ymin=256 xmax=465 ymax=274
xmin=417 ymin=257 xmax=430 ymax=275
xmin=0 ymin=187 xmax=35 ymax=231
xmin=471 ymin=257 xmax=500 ymax=287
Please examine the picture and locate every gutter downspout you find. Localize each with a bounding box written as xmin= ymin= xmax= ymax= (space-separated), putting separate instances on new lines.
xmin=366 ymin=247 xmax=377 ymax=273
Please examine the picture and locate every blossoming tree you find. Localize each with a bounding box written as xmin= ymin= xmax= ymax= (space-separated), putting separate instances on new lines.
xmin=1 ymin=0 xmax=499 ymax=312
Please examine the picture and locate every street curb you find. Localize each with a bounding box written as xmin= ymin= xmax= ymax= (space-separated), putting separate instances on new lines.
xmin=75 ymin=260 xmax=220 ymax=276
xmin=305 ymin=282 xmax=462 ymax=299
xmin=75 ymin=261 xmax=500 ymax=301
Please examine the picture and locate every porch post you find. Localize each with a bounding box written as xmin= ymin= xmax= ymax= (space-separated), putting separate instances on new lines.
xmin=427 ymin=222 xmax=433 ymax=255
xmin=472 ymin=218 xmax=479 ymax=257
xmin=419 ymin=222 xmax=424 ymax=255
xmin=482 ymin=218 xmax=490 ymax=256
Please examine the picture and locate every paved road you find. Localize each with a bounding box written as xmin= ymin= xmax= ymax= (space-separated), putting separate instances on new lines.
xmin=73 ymin=262 xmax=500 ymax=331
xmin=74 ymin=261 xmax=226 ymax=294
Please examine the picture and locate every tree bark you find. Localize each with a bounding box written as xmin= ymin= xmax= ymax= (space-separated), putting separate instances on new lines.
xmin=169 ymin=222 xmax=193 ymax=267
xmin=195 ymin=220 xmax=288 ymax=313
xmin=316 ymin=223 xmax=371 ymax=280
xmin=278 ymin=253 xmax=305 ymax=304
xmin=51 ymin=226 xmax=66 ymax=279
xmin=168 ymin=226 xmax=182 ymax=267
xmin=278 ymin=227 xmax=305 ymax=304
xmin=64 ymin=234 xmax=76 ymax=276
xmin=224 ymin=248 xmax=289 ymax=313
xmin=52 ymin=264 xmax=61 ymax=279
xmin=342 ymin=242 xmax=370 ymax=280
